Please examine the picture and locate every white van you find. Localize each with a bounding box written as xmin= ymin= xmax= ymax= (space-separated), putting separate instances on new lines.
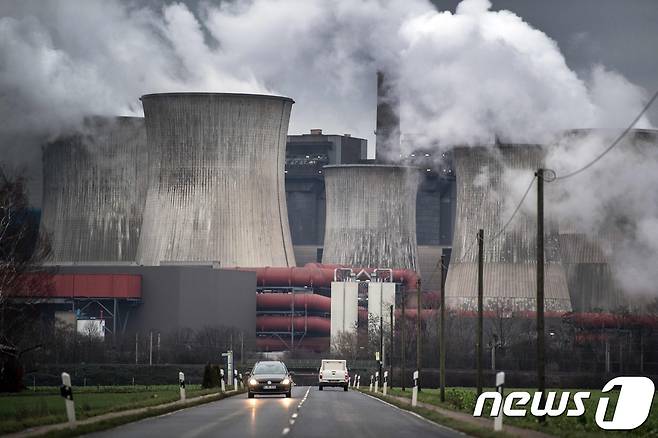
xmin=318 ymin=359 xmax=348 ymax=391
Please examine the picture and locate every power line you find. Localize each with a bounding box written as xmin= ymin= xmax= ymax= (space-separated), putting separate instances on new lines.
xmin=555 ymin=90 xmax=658 ymax=181
xmin=488 ymin=175 xmax=536 ymax=242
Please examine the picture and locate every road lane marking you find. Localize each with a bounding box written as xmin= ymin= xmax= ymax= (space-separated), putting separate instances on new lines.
xmin=282 ymin=387 xmax=311 ymax=436
xmin=360 ymin=391 xmax=466 ymax=436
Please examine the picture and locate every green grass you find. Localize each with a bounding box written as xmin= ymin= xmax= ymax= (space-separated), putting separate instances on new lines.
xmin=0 ymin=385 xmax=227 ymax=435
xmin=384 ymin=387 xmax=658 ymax=437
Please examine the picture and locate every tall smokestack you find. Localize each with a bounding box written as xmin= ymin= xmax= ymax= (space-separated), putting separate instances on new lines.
xmin=136 ymin=92 xmax=296 ymax=267
xmin=375 ymin=71 xmax=401 ymax=163
xmin=40 ymin=116 xmax=147 ymax=263
xmin=445 ymin=145 xmax=572 ymax=312
xmin=322 ymin=164 xmax=419 ymax=270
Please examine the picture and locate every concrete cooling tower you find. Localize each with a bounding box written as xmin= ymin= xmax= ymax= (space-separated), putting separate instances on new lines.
xmin=446 ymin=145 xmax=572 ymax=312
xmin=554 ymin=128 xmax=658 ymax=310
xmin=136 ymin=93 xmax=296 ymax=267
xmin=322 ymin=164 xmax=420 ymax=270
xmin=40 ymin=116 xmax=147 ymax=263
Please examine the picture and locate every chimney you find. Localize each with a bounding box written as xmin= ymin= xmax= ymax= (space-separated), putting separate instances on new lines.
xmin=375 ymin=71 xmax=401 ymax=163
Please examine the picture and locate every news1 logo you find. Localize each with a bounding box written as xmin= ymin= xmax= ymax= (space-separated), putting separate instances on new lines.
xmin=473 ymin=377 xmax=655 ymax=430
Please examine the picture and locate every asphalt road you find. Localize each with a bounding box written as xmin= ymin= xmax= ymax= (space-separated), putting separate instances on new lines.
xmin=87 ymin=386 xmax=465 ymax=438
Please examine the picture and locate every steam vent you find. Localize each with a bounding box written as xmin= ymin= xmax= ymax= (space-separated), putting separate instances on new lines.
xmin=322 ymin=164 xmax=420 ymax=270
xmin=136 ymin=93 xmax=296 ymax=267
xmin=40 ymin=116 xmax=147 ymax=262
xmin=445 ymin=146 xmax=572 ymax=312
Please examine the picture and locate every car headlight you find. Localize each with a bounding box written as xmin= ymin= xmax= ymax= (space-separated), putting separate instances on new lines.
xmin=249 ymin=378 xmax=258 ymax=386
xmin=281 ymin=378 xmax=290 ymax=385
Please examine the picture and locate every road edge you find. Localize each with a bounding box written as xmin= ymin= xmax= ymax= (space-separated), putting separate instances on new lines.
xmin=356 ymin=389 xmax=554 ymax=438
xmin=7 ymin=389 xmax=246 ymax=438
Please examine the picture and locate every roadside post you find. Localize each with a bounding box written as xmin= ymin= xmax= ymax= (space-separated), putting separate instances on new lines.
xmin=356 ymin=375 xmax=360 ymax=389
xmin=369 ymin=375 xmax=373 ymax=392
xmin=348 ymin=376 xmax=352 ymax=387
xmin=179 ymin=371 xmax=186 ymax=401
xmin=220 ymin=368 xmax=226 ymax=392
xmin=383 ymin=371 xmax=388 ymax=395
xmin=238 ymin=372 xmax=243 ymax=389
xmin=222 ymin=350 xmax=234 ymax=388
xmin=60 ymin=372 xmax=76 ymax=426
xmin=374 ymin=371 xmax=379 ymax=393
xmin=495 ymin=372 xmax=505 ymax=432
xmin=411 ymin=370 xmax=419 ymax=407
xmin=233 ymin=375 xmax=238 ymax=390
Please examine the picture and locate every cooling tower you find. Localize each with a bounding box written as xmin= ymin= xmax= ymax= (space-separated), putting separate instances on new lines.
xmin=322 ymin=164 xmax=420 ymax=270
xmin=554 ymin=129 xmax=658 ymax=310
xmin=136 ymin=93 xmax=295 ymax=267
xmin=445 ymin=145 xmax=572 ymax=312
xmin=40 ymin=116 xmax=147 ymax=263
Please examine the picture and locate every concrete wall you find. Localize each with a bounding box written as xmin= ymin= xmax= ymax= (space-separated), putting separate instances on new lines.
xmin=322 ymin=165 xmax=420 ymax=270
xmin=330 ymin=281 xmax=359 ymax=350
xmin=137 ymin=93 xmax=295 ymax=267
xmin=446 ymin=146 xmax=572 ymax=312
xmin=40 ymin=117 xmax=147 ymax=262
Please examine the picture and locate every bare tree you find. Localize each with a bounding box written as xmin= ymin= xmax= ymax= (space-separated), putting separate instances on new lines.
xmin=0 ymin=168 xmax=53 ymax=391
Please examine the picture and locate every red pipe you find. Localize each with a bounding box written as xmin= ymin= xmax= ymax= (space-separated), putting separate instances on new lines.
xmin=238 ymin=263 xmax=419 ymax=290
xmin=257 ymin=293 xmax=331 ymax=312
xmin=256 ymin=315 xmax=330 ymax=333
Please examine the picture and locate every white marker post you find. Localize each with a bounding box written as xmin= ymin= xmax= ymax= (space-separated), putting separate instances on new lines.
xmin=494 ymin=371 xmax=505 ymax=432
xmin=356 ymin=375 xmax=360 ymax=389
xmin=179 ymin=371 xmax=186 ymax=401
xmin=60 ymin=372 xmax=76 ymax=426
xmin=369 ymin=375 xmax=374 ymax=392
xmin=383 ymin=371 xmax=388 ymax=395
xmin=238 ymin=373 xmax=243 ymax=390
xmin=220 ymin=369 xmax=226 ymax=392
xmin=374 ymin=371 xmax=379 ymax=393
xmin=411 ymin=370 xmax=419 ymax=407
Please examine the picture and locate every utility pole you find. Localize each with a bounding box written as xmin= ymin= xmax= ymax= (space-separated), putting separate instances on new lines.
xmin=401 ymin=288 xmax=406 ymax=391
xmin=135 ymin=332 xmax=138 ymax=365
xmin=149 ymin=331 xmax=153 ymax=366
xmin=416 ymin=278 xmax=422 ymax=391
xmin=536 ymin=168 xmax=546 ymax=422
xmin=440 ymin=254 xmax=447 ymax=402
xmin=477 ymin=229 xmax=484 ymax=396
xmin=380 ymin=308 xmax=384 ymax=382
xmin=390 ymin=304 xmax=394 ymax=387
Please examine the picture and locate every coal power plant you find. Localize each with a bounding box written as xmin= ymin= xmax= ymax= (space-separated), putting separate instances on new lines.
xmin=137 ymin=93 xmax=296 ymax=267
xmin=40 ymin=116 xmax=147 ymax=263
xmin=445 ymin=145 xmax=572 ymax=312
xmin=322 ymin=164 xmax=420 ymax=270
xmin=25 ymin=83 xmax=658 ymax=359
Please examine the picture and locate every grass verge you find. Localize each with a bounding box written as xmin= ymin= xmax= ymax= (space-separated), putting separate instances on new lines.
xmin=0 ymin=385 xmax=243 ymax=435
xmin=382 ymin=387 xmax=658 ymax=438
